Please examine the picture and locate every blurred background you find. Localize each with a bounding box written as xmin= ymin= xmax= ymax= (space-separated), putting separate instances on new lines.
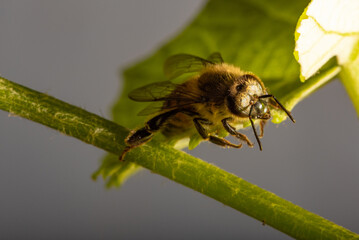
xmin=0 ymin=1 xmax=358 ymax=239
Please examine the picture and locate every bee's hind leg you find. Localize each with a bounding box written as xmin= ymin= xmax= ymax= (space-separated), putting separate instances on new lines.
xmin=120 ymin=109 xmax=180 ymax=161
xmin=221 ymin=118 xmax=253 ymax=147
xmin=119 ymin=127 xmax=153 ymax=161
xmin=193 ymin=118 xmax=242 ymax=149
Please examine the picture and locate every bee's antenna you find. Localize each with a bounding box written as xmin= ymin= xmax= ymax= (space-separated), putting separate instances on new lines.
xmin=259 ymin=95 xmax=295 ymax=123
xmin=249 ymin=105 xmax=262 ymax=151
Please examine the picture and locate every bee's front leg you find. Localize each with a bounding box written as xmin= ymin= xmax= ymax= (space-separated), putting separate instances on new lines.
xmin=259 ymin=120 xmax=267 ymax=138
xmin=221 ymin=118 xmax=253 ymax=147
xmin=193 ymin=118 xmax=242 ymax=149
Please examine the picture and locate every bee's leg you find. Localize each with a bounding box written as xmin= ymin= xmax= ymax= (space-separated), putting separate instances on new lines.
xmin=221 ymin=118 xmax=254 ymax=147
xmin=119 ymin=127 xmax=153 ymax=161
xmin=259 ymin=120 xmax=267 ymax=138
xmin=119 ymin=109 xmax=180 ymax=161
xmin=193 ymin=118 xmax=242 ymax=148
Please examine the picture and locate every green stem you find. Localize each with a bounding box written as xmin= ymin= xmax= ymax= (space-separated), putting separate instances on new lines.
xmin=0 ymin=76 xmax=358 ymax=240
xmin=340 ymin=41 xmax=359 ymax=118
xmin=283 ymin=66 xmax=341 ymax=111
xmin=0 ymin=77 xmax=128 ymax=153
xmin=272 ymin=65 xmax=341 ymax=123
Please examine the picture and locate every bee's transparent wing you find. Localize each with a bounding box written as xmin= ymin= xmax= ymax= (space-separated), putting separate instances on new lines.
xmin=129 ymin=80 xmax=203 ymax=116
xmin=137 ymin=102 xmax=165 ymax=116
xmin=128 ymin=81 xmax=177 ymax=102
xmin=164 ymin=54 xmax=214 ymax=80
xmin=129 ymin=80 xmax=202 ymax=102
xmin=207 ymin=52 xmax=224 ymax=64
xmin=131 ymin=53 xmax=224 ymax=115
xmin=137 ymin=101 xmax=200 ymax=116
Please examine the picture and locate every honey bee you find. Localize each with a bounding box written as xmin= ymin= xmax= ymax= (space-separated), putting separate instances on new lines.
xmin=119 ymin=53 xmax=295 ymax=161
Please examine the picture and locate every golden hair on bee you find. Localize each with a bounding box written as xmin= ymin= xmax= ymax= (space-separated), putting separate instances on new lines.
xmin=119 ymin=52 xmax=295 ymax=161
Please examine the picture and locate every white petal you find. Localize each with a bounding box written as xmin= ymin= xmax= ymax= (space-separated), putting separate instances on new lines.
xmin=295 ymin=0 xmax=359 ymax=80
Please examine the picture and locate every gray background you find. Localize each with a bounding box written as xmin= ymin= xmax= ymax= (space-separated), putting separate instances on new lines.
xmin=1 ymin=1 xmax=358 ymax=239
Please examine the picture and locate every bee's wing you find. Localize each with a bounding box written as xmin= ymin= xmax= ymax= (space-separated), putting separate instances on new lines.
xmin=129 ymin=80 xmax=203 ymax=116
xmin=164 ymin=54 xmax=214 ymax=80
xmin=128 ymin=81 xmax=177 ymax=102
xmin=129 ymin=80 xmax=202 ymax=102
xmin=137 ymin=101 xmax=199 ymax=116
xmin=137 ymin=102 xmax=165 ymax=116
xmin=207 ymin=52 xmax=224 ymax=64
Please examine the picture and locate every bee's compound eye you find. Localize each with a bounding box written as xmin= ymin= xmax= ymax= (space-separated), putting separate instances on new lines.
xmin=236 ymin=84 xmax=245 ymax=92
xmin=239 ymin=96 xmax=250 ymax=108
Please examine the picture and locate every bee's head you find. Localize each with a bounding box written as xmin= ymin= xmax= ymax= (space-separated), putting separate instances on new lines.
xmin=226 ymin=73 xmax=270 ymax=119
xmin=225 ymin=73 xmax=295 ymax=151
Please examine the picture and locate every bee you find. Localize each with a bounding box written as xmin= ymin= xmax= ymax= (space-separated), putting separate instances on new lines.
xmin=119 ymin=53 xmax=295 ymax=161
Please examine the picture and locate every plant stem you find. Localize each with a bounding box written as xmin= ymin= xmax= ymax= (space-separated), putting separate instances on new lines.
xmin=340 ymin=41 xmax=359 ymax=118
xmin=0 ymin=76 xmax=358 ymax=240
xmin=272 ymin=65 xmax=341 ymax=123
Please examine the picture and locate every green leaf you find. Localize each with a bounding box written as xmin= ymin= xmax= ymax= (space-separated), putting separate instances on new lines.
xmin=92 ymin=154 xmax=141 ymax=188
xmin=98 ymin=0 xmax=343 ymax=186
xmin=188 ymin=133 xmax=202 ymax=150
xmin=115 ymin=0 xmax=310 ymax=129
